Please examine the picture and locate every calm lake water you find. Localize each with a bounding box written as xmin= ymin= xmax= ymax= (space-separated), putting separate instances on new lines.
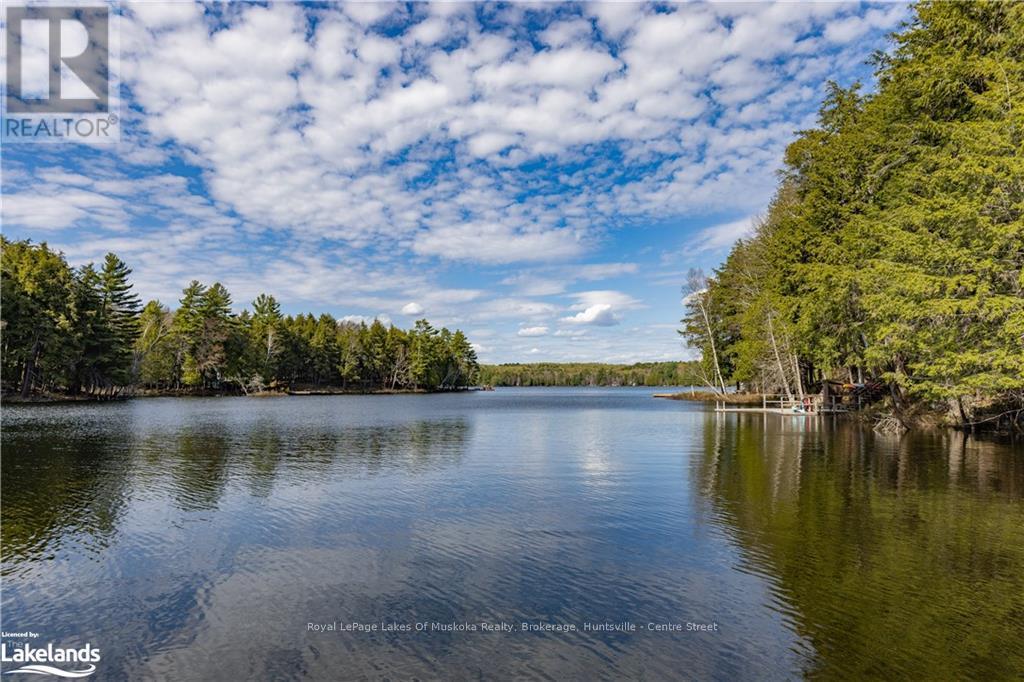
xmin=2 ymin=388 xmax=1022 ymax=680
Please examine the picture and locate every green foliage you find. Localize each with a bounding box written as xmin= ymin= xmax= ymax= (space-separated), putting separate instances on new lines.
xmin=1 ymin=241 xmax=478 ymax=395
xmin=1 ymin=239 xmax=140 ymax=396
xmin=135 ymin=300 xmax=174 ymax=386
xmin=478 ymin=361 xmax=700 ymax=387
xmin=681 ymin=1 xmax=1024 ymax=420
xmin=97 ymin=253 xmax=142 ymax=385
xmin=131 ymin=285 xmax=478 ymax=393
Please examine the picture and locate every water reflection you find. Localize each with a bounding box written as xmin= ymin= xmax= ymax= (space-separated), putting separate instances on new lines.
xmin=2 ymin=417 xmax=134 ymax=568
xmin=695 ymin=412 xmax=1024 ymax=679
xmin=2 ymin=393 xmax=1022 ymax=680
xmin=2 ymin=402 xmax=470 ymax=567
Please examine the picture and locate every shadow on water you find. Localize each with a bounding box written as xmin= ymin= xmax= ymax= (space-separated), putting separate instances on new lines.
xmin=694 ymin=412 xmax=1024 ymax=679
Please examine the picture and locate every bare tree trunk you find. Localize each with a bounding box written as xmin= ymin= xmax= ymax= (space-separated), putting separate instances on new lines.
xmin=686 ymin=270 xmax=727 ymax=396
xmin=791 ymin=352 xmax=804 ymax=400
xmin=698 ymin=363 xmax=717 ymax=392
xmin=697 ymin=297 xmax=727 ymax=395
xmin=766 ymin=311 xmax=793 ymax=401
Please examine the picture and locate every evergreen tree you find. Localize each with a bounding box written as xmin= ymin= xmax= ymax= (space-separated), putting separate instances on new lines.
xmin=171 ymin=281 xmax=206 ymax=388
xmin=250 ymin=293 xmax=283 ymax=383
xmin=1 ymin=247 xmax=481 ymax=397
xmin=678 ymin=0 xmax=1024 ymax=427
xmin=97 ymin=253 xmax=142 ymax=387
xmin=0 ymin=239 xmax=75 ymax=396
xmin=193 ymin=283 xmax=234 ymax=386
xmin=410 ymin=319 xmax=439 ymax=389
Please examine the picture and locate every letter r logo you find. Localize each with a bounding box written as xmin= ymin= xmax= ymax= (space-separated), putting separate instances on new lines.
xmin=4 ymin=6 xmax=109 ymax=113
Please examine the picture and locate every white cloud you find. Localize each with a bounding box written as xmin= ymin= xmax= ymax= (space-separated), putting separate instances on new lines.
xmin=501 ymin=274 xmax=567 ymax=297
xmin=688 ymin=216 xmax=757 ymax=254
xmin=562 ymin=303 xmax=618 ymax=327
xmin=517 ymin=326 xmax=549 ymax=337
xmin=681 ymin=290 xmax=706 ymax=307
xmin=824 ymin=6 xmax=908 ymax=45
xmin=401 ymin=302 xmax=424 ymax=315
xmin=468 ymin=132 xmax=519 ymax=157
xmin=560 ymin=290 xmax=643 ymax=327
xmin=340 ymin=314 xmax=392 ymax=326
xmin=501 ymin=262 xmax=637 ymax=297
xmin=539 ymin=19 xmax=594 ymax=49
xmin=2 ymin=1 xmax=901 ymax=363
xmin=475 ymin=298 xmax=560 ymax=320
xmin=570 ymin=290 xmax=643 ymax=311
xmin=575 ymin=262 xmax=638 ymax=280
xmin=1 ymin=191 xmax=126 ymax=231
xmin=413 ymin=224 xmax=583 ymax=264
xmin=130 ymin=2 xmax=202 ymax=30
xmin=89 ymin=1 xmax=889 ymax=271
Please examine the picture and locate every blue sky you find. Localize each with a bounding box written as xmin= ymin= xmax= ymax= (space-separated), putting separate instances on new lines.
xmin=1 ymin=1 xmax=908 ymax=363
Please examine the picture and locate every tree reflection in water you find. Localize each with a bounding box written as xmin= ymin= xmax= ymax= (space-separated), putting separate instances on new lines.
xmin=694 ymin=412 xmax=1024 ymax=679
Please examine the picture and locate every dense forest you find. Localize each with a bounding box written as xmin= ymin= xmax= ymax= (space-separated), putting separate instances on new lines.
xmin=1 ymin=239 xmax=479 ymax=397
xmin=681 ymin=2 xmax=1023 ymax=430
xmin=478 ymin=361 xmax=701 ymax=387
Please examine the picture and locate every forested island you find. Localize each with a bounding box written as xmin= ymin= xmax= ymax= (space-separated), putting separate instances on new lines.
xmin=680 ymin=2 xmax=1023 ymax=432
xmin=478 ymin=362 xmax=700 ymax=387
xmin=1 ymin=239 xmax=479 ymax=397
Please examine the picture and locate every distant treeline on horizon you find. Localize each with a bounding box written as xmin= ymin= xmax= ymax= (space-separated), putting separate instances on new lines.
xmin=478 ymin=362 xmax=700 ymax=387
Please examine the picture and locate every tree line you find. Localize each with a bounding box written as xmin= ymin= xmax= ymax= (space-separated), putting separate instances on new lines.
xmin=478 ymin=362 xmax=701 ymax=387
xmin=1 ymin=239 xmax=479 ymax=397
xmin=680 ymin=1 xmax=1023 ymax=429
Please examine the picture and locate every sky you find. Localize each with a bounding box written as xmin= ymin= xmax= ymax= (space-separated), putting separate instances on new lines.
xmin=1 ymin=1 xmax=910 ymax=364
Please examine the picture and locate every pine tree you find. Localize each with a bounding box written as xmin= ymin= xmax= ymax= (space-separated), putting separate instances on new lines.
xmin=0 ymin=239 xmax=75 ymax=396
xmin=171 ymin=281 xmax=207 ymax=388
xmin=193 ymin=283 xmax=234 ymax=386
xmin=97 ymin=253 xmax=141 ymax=387
xmin=679 ymin=1 xmax=1024 ymax=426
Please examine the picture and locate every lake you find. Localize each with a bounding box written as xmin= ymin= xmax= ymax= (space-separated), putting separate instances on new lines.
xmin=2 ymin=388 xmax=1022 ymax=680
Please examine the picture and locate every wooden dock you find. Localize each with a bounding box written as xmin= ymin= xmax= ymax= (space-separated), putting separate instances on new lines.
xmin=714 ymin=396 xmax=848 ymax=416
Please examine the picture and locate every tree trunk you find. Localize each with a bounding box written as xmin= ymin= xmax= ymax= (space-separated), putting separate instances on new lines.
xmin=20 ymin=338 xmax=40 ymax=398
xmin=791 ymin=352 xmax=804 ymax=400
xmin=956 ymin=396 xmax=969 ymax=427
xmin=766 ymin=311 xmax=793 ymax=401
xmin=698 ymin=298 xmax=727 ymax=395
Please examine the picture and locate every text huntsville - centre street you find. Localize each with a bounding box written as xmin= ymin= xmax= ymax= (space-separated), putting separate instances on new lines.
xmin=307 ymin=621 xmax=720 ymax=634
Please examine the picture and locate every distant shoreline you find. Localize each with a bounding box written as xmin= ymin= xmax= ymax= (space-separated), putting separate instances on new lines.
xmin=1 ymin=386 xmax=490 ymax=404
xmin=1 ymin=384 xmax=713 ymax=405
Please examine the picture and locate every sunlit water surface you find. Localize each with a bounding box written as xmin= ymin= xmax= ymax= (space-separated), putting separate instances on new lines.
xmin=2 ymin=389 xmax=1022 ymax=680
